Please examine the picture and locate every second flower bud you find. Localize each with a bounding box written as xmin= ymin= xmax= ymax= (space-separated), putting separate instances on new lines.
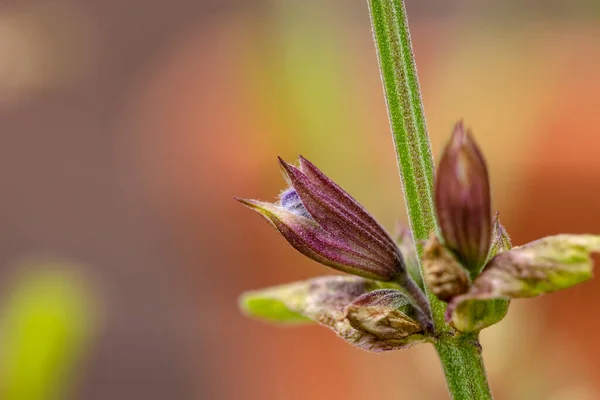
xmin=435 ymin=122 xmax=492 ymax=277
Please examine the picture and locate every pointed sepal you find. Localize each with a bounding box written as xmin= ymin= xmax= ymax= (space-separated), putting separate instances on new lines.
xmin=485 ymin=212 xmax=512 ymax=264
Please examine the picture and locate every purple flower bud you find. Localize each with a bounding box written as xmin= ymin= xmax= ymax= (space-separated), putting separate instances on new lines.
xmin=236 ymin=157 xmax=407 ymax=281
xmin=435 ymin=122 xmax=492 ymax=276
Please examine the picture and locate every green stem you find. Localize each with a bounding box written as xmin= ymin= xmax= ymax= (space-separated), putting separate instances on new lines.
xmin=367 ymin=0 xmax=493 ymax=398
xmin=435 ymin=333 xmax=493 ymax=400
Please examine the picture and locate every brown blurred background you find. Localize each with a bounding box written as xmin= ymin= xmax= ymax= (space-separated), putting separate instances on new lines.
xmin=0 ymin=0 xmax=599 ymax=399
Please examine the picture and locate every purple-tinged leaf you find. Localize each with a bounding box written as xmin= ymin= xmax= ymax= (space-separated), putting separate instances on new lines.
xmin=240 ymin=276 xmax=424 ymax=352
xmin=447 ymin=234 xmax=600 ymax=330
xmin=472 ymin=234 xmax=600 ymax=298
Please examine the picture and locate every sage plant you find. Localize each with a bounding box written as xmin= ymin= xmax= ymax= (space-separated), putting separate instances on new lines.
xmin=236 ymin=1 xmax=600 ymax=398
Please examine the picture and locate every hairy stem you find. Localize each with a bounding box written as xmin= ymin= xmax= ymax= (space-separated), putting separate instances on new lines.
xmin=367 ymin=0 xmax=493 ymax=398
xmin=435 ymin=333 xmax=493 ymax=400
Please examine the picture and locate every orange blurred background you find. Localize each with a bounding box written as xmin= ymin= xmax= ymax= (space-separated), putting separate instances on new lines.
xmin=0 ymin=0 xmax=600 ymax=399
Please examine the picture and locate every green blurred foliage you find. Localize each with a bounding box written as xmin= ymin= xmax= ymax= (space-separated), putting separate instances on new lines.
xmin=0 ymin=264 xmax=96 ymax=400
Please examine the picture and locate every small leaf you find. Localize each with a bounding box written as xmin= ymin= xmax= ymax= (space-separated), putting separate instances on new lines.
xmin=345 ymin=289 xmax=426 ymax=343
xmin=448 ymin=234 xmax=600 ymax=330
xmin=239 ymin=276 xmax=423 ymax=352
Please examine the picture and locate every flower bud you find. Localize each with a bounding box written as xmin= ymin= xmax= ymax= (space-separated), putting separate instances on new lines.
xmin=236 ymin=157 xmax=408 ymax=282
xmin=344 ymin=289 xmax=425 ymax=341
xmin=435 ymin=122 xmax=492 ymax=276
xmin=422 ymin=234 xmax=470 ymax=302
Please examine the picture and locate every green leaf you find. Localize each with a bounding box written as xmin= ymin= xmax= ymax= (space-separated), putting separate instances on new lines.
xmin=240 ymin=292 xmax=311 ymax=324
xmin=239 ymin=276 xmax=423 ymax=351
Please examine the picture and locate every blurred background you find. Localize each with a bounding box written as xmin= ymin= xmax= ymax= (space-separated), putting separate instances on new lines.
xmin=0 ymin=0 xmax=599 ymax=399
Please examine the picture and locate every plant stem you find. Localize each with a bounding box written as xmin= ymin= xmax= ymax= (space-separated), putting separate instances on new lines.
xmin=368 ymin=0 xmax=437 ymax=246
xmin=435 ymin=333 xmax=493 ymax=400
xmin=367 ymin=0 xmax=494 ymax=398
xmin=367 ymin=0 xmax=444 ymax=327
